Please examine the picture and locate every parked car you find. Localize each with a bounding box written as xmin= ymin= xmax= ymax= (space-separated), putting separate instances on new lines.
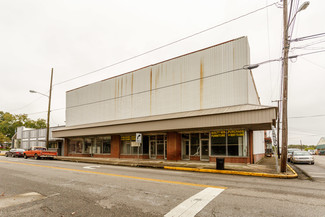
xmin=287 ymin=148 xmax=300 ymax=162
xmin=5 ymin=149 xmax=25 ymax=157
xmin=290 ymin=151 xmax=314 ymax=164
xmin=23 ymin=146 xmax=57 ymax=160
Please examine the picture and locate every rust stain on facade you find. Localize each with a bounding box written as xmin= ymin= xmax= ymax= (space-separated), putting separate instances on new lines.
xmin=131 ymin=72 xmax=134 ymax=117
xmin=131 ymin=72 xmax=134 ymax=95
xmin=200 ymin=60 xmax=204 ymax=109
xmin=150 ymin=69 xmax=152 ymax=115
xmin=120 ymin=77 xmax=123 ymax=96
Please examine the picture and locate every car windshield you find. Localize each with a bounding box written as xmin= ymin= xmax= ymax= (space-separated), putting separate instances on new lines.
xmin=35 ymin=147 xmax=46 ymax=151
xmin=293 ymin=152 xmax=310 ymax=156
xmin=288 ymin=149 xmax=300 ymax=154
xmin=16 ymin=149 xmax=25 ymax=152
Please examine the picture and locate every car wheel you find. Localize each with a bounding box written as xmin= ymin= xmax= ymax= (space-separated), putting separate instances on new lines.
xmin=24 ymin=154 xmax=27 ymax=159
xmin=5 ymin=153 xmax=8 ymax=157
xmin=34 ymin=154 xmax=39 ymax=160
xmin=312 ymin=162 xmax=315 ymax=165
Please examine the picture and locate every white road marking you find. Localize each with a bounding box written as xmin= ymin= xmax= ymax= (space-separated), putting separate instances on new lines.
xmin=0 ymin=192 xmax=45 ymax=209
xmin=164 ymin=187 xmax=224 ymax=217
xmin=83 ymin=165 xmax=101 ymax=170
xmin=47 ymin=193 xmax=60 ymax=198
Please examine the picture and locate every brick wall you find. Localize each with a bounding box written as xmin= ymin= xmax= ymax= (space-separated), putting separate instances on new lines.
xmin=167 ymin=132 xmax=181 ymax=161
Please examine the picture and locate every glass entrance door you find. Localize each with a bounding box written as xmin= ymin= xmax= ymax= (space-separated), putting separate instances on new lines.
xmin=182 ymin=139 xmax=190 ymax=160
xmin=200 ymin=139 xmax=209 ymax=160
xmin=149 ymin=139 xmax=156 ymax=159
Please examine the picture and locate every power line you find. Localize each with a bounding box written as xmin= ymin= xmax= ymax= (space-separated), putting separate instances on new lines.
xmin=295 ymin=49 xmax=325 ymax=57
xmin=291 ymin=39 xmax=325 ymax=50
xmin=301 ymin=56 xmax=325 ymax=71
xmin=289 ymin=114 xmax=325 ymax=119
xmin=52 ymin=2 xmax=278 ymax=87
xmin=291 ymin=32 xmax=325 ymax=42
xmin=27 ymin=108 xmax=65 ymax=116
xmin=10 ymin=2 xmax=279 ymax=114
xmin=66 ymin=67 xmax=245 ymax=110
xmin=26 ymin=49 xmax=325 ymax=115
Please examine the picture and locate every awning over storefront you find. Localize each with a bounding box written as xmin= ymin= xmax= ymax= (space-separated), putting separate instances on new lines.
xmin=53 ymin=104 xmax=277 ymax=138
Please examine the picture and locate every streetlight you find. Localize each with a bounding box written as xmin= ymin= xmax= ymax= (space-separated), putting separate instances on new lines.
xmin=29 ymin=68 xmax=53 ymax=149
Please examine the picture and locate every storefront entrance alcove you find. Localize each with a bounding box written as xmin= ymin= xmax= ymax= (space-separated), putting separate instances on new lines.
xmin=143 ymin=135 xmax=167 ymax=159
xmin=181 ymin=133 xmax=210 ymax=161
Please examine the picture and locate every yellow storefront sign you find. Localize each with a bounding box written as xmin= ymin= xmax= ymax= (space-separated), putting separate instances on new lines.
xmin=211 ymin=130 xmax=244 ymax=137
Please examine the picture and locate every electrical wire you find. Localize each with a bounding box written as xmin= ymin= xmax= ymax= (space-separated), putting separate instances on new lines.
xmin=11 ymin=1 xmax=279 ymax=114
xmin=301 ymin=57 xmax=325 ymax=71
xmin=26 ymin=66 xmax=246 ymax=115
xmin=25 ymin=48 xmax=325 ymax=117
xmin=289 ymin=114 xmax=325 ymax=119
xmin=52 ymin=2 xmax=278 ymax=87
xmin=291 ymin=32 xmax=325 ymax=42
xmin=291 ymin=39 xmax=325 ymax=50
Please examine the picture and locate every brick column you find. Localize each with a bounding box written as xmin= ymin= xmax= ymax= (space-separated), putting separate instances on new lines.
xmin=167 ymin=132 xmax=181 ymax=161
xmin=111 ymin=135 xmax=121 ymax=158
xmin=249 ymin=130 xmax=254 ymax=164
xmin=63 ymin=139 xmax=69 ymax=156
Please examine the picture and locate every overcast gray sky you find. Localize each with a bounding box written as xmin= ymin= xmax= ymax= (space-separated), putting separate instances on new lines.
xmin=1 ymin=0 xmax=324 ymax=145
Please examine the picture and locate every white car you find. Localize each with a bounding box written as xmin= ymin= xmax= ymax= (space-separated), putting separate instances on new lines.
xmin=291 ymin=151 xmax=314 ymax=165
xmin=308 ymin=150 xmax=315 ymax=155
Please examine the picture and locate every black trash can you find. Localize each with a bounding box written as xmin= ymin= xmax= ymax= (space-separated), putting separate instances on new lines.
xmin=216 ymin=158 xmax=225 ymax=170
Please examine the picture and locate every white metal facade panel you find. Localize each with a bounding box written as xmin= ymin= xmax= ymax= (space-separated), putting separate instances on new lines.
xmin=66 ymin=37 xmax=258 ymax=127
xmin=253 ymin=131 xmax=265 ymax=154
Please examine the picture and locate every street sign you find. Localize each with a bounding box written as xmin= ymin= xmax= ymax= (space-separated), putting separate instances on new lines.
xmin=136 ymin=133 xmax=142 ymax=143
xmin=131 ymin=142 xmax=140 ymax=147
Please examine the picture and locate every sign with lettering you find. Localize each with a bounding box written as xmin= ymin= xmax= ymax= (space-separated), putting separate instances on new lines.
xmin=211 ymin=131 xmax=226 ymax=137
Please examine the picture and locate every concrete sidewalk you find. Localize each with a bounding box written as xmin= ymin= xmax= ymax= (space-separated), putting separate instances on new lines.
xmin=55 ymin=156 xmax=297 ymax=178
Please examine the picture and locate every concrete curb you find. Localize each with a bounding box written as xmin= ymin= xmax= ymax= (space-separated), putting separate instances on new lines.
xmin=164 ymin=164 xmax=298 ymax=179
xmin=55 ymin=157 xmax=297 ymax=178
xmin=57 ymin=158 xmax=165 ymax=169
xmin=289 ymin=163 xmax=313 ymax=181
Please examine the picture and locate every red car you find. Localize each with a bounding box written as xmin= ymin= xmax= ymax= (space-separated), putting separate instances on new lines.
xmin=5 ymin=149 xmax=25 ymax=157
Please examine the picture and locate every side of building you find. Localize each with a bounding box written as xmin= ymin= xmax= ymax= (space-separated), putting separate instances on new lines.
xmin=15 ymin=126 xmax=65 ymax=155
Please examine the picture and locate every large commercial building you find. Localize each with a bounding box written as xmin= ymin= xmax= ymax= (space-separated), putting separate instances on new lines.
xmin=53 ymin=37 xmax=277 ymax=164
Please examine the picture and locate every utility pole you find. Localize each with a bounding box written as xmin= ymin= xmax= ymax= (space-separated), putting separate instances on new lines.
xmin=46 ymin=68 xmax=53 ymax=149
xmin=272 ymin=100 xmax=281 ymax=159
xmin=281 ymin=0 xmax=289 ymax=173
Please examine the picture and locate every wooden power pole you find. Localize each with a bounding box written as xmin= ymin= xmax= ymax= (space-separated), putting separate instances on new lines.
xmin=281 ymin=0 xmax=289 ymax=173
xmin=46 ymin=68 xmax=53 ymax=149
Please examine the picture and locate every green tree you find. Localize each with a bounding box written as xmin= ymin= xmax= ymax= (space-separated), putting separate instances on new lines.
xmin=0 ymin=132 xmax=11 ymax=144
xmin=0 ymin=111 xmax=46 ymax=142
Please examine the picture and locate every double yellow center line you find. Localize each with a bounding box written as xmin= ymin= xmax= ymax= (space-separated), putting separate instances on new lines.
xmin=0 ymin=160 xmax=227 ymax=189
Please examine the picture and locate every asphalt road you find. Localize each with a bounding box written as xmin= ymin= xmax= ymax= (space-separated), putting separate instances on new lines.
xmin=1 ymin=156 xmax=325 ymax=217
xmin=292 ymin=155 xmax=325 ymax=182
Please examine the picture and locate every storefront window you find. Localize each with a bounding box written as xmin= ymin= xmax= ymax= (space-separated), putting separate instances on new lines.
xmin=228 ymin=130 xmax=245 ymax=156
xmin=121 ymin=135 xmax=136 ymax=155
xmin=84 ymin=138 xmax=93 ymax=154
xmin=157 ymin=135 xmax=164 ymax=155
xmin=190 ymin=133 xmax=200 ymax=156
xmin=210 ymin=130 xmax=246 ymax=156
xmin=211 ymin=131 xmax=226 ymax=156
xmin=69 ymin=138 xmax=83 ymax=153
xmin=102 ymin=137 xmax=111 ymax=154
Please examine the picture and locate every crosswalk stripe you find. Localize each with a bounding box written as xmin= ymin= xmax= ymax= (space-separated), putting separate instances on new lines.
xmin=164 ymin=187 xmax=224 ymax=217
